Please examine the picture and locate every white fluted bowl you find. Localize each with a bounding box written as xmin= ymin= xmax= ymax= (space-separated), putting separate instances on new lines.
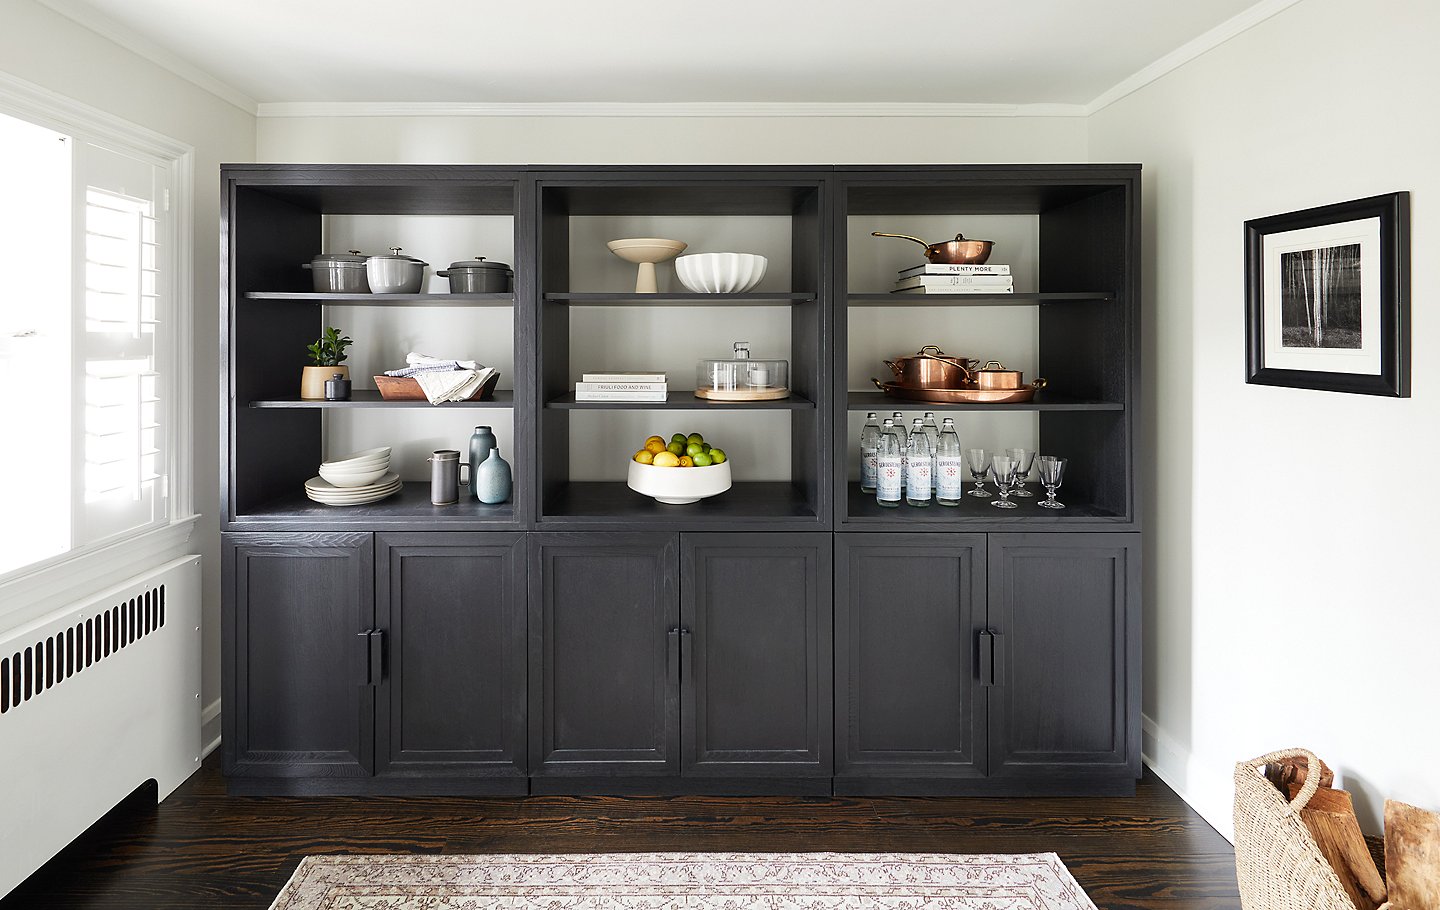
xmin=674 ymin=253 xmax=768 ymax=294
xmin=627 ymin=460 xmax=732 ymax=505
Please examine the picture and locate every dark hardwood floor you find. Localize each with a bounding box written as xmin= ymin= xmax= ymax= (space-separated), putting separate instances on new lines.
xmin=2 ymin=754 xmax=1238 ymax=909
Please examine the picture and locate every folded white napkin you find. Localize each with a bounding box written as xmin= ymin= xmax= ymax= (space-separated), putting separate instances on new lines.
xmin=413 ymin=365 xmax=499 ymax=405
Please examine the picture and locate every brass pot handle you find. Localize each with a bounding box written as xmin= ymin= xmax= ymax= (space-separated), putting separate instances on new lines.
xmin=1030 ymin=378 xmax=1048 ymax=390
xmin=871 ymin=231 xmax=931 ymax=249
xmin=883 ymin=359 xmax=904 ymax=378
xmin=979 ymin=360 xmax=1007 ymax=371
xmin=871 ymin=377 xmax=887 ymax=390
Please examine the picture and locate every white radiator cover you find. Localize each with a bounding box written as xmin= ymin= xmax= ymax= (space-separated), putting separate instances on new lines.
xmin=0 ymin=555 xmax=202 ymax=898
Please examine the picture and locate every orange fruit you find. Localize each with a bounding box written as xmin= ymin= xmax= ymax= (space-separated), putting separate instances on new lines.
xmin=678 ymin=455 xmax=694 ymax=467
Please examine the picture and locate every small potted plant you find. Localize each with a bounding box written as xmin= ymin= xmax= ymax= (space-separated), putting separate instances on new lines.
xmin=300 ymin=326 xmax=353 ymax=400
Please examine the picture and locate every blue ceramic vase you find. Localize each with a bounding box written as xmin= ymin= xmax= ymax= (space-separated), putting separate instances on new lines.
xmin=467 ymin=425 xmax=496 ymax=500
xmin=477 ymin=444 xmax=512 ymax=504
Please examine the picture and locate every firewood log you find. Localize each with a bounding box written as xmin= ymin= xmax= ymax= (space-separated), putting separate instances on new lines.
xmin=1267 ymin=754 xmax=1336 ymax=795
xmin=1385 ymin=800 xmax=1440 ymax=910
xmin=1286 ymin=784 xmax=1387 ymax=910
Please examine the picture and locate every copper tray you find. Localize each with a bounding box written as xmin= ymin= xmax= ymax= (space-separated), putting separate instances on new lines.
xmin=871 ymin=377 xmax=1046 ymax=404
xmin=373 ymin=372 xmax=500 ymax=401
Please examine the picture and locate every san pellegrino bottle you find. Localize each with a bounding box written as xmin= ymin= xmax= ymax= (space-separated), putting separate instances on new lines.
xmin=936 ymin=417 xmax=964 ymax=506
xmin=906 ymin=417 xmax=933 ymax=507
xmin=859 ymin=412 xmax=881 ymax=493
xmin=875 ymin=418 xmax=903 ymax=508
xmin=922 ymin=412 xmax=941 ymax=491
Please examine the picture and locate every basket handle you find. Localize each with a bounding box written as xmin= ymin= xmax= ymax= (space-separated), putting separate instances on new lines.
xmin=1241 ymin=748 xmax=1327 ymax=814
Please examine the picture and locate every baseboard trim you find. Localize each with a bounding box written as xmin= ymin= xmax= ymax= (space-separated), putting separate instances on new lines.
xmin=1141 ymin=713 xmax=1235 ymax=843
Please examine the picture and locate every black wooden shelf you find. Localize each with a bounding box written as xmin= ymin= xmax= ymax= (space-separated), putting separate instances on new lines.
xmin=846 ymin=292 xmax=1113 ymax=306
xmin=235 ymin=484 xmax=516 ymax=527
xmin=245 ymin=291 xmax=514 ymax=306
xmin=846 ymin=391 xmax=1124 ymax=412
xmin=844 ymin=483 xmax=1124 ymax=524
xmin=545 ymin=292 xmax=815 ymax=306
xmin=248 ymin=391 xmax=514 ymax=409
xmin=547 ymin=392 xmax=814 ymax=410
xmin=544 ymin=482 xmax=817 ymax=523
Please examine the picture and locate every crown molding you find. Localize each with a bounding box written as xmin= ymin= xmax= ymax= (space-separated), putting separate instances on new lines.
xmin=256 ymin=101 xmax=1089 ymax=119
xmin=32 ymin=0 xmax=258 ymax=115
xmin=1086 ymin=0 xmax=1307 ymax=114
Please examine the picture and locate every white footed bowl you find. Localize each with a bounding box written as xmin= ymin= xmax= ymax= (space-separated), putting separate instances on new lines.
xmin=318 ymin=465 xmax=389 ymax=488
xmin=627 ymin=460 xmax=732 ymax=505
xmin=674 ymin=253 xmax=768 ymax=294
xmin=606 ymin=238 xmax=687 ymax=264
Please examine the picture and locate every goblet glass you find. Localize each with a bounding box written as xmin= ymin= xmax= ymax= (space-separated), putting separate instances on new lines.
xmin=1006 ymin=447 xmax=1036 ymax=497
xmin=989 ymin=455 xmax=1019 ymax=509
xmin=1036 ymin=455 xmax=1067 ymax=509
xmin=964 ymin=448 xmax=991 ymax=497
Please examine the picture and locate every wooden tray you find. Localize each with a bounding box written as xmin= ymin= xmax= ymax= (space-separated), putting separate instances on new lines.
xmin=871 ymin=377 xmax=1042 ymax=404
xmin=694 ymin=386 xmax=791 ymax=401
xmin=373 ymin=372 xmax=500 ymax=402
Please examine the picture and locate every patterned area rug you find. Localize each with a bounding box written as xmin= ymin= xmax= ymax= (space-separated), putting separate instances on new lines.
xmin=268 ymin=852 xmax=1098 ymax=909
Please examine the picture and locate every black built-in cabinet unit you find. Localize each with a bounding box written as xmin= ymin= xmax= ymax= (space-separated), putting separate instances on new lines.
xmin=221 ymin=164 xmax=1141 ymax=795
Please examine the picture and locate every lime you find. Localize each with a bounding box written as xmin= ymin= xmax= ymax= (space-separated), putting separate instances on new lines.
xmin=667 ymin=440 xmax=686 ymax=456
xmin=685 ymin=442 xmax=705 ymax=457
xmin=692 ymin=452 xmax=713 ymax=467
xmin=700 ymin=442 xmax=711 ymax=453
xmin=708 ymin=448 xmax=726 ymax=464
xmin=686 ymin=433 xmax=704 ymax=445
xmin=633 ymin=449 xmax=654 ymax=464
xmin=652 ymin=451 xmax=681 ymax=467
xmin=671 ymin=433 xmax=688 ymax=445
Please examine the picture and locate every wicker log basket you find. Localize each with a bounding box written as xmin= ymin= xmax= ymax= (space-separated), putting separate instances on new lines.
xmin=1234 ymin=748 xmax=1391 ymax=910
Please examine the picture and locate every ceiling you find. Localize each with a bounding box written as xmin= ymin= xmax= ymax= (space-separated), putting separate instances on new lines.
xmin=40 ymin=0 xmax=1270 ymax=109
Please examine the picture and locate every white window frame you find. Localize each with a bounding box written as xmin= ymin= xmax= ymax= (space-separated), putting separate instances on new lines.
xmin=0 ymin=71 xmax=196 ymax=629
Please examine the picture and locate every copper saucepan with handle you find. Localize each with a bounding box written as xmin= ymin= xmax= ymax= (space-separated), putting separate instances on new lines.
xmin=871 ymin=231 xmax=995 ymax=265
xmin=884 ymin=345 xmax=977 ymax=389
xmin=971 ymin=360 xmax=1047 ymax=392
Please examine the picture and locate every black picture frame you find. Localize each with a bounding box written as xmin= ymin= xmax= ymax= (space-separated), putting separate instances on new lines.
xmin=1244 ymin=191 xmax=1410 ymax=396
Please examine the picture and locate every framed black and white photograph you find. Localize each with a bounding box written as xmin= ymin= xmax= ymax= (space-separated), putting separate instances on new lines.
xmin=1244 ymin=192 xmax=1410 ymax=396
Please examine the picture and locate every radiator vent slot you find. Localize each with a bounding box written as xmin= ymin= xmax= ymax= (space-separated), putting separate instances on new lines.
xmin=0 ymin=584 xmax=165 ymax=715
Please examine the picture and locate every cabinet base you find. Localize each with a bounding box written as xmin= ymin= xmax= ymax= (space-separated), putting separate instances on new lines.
xmin=225 ymin=776 xmax=529 ymax=797
xmin=529 ymin=776 xmax=834 ymax=797
xmin=834 ymin=776 xmax=1137 ymax=798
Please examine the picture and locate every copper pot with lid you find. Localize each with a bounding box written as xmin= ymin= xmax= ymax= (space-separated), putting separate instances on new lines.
xmin=884 ymin=345 xmax=977 ymax=389
xmin=972 ymin=360 xmax=1047 ymax=392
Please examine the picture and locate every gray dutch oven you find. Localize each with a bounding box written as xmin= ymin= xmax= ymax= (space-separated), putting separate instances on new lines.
xmin=437 ymin=256 xmax=513 ymax=293
xmin=302 ymin=250 xmax=370 ymax=293
xmin=366 ymin=247 xmax=429 ymax=294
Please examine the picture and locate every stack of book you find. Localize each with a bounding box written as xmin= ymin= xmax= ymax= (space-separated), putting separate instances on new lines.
xmin=574 ymin=371 xmax=667 ymax=402
xmin=891 ymin=262 xmax=1013 ymax=294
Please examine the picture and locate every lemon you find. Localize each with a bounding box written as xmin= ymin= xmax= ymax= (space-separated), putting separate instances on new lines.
xmin=692 ymin=452 xmax=713 ymax=467
xmin=633 ymin=449 xmax=654 ymax=464
xmin=652 ymin=451 xmax=681 ymax=468
xmin=644 ymin=437 xmax=668 ymax=455
xmin=644 ymin=435 xmax=665 ymax=448
xmin=709 ymin=447 xmax=726 ymax=464
xmin=678 ymin=455 xmax=694 ymax=467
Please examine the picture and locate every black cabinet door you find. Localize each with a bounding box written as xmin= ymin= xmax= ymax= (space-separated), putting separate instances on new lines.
xmin=374 ymin=533 xmax=527 ymax=779
xmin=680 ymin=533 xmax=832 ymax=777
xmin=834 ymin=533 xmax=987 ymax=778
xmin=529 ymin=533 xmax=679 ymax=776
xmin=986 ymin=533 xmax=1140 ymax=779
xmin=223 ymin=532 xmax=374 ymax=777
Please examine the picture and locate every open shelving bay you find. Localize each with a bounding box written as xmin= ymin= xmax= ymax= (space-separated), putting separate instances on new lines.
xmin=222 ymin=164 xmax=1137 ymax=533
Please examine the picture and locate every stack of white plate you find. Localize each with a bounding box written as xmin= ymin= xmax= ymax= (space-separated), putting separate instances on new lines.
xmin=307 ymin=447 xmax=401 ymax=506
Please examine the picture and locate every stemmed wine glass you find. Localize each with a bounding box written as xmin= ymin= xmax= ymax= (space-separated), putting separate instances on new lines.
xmin=1007 ymin=447 xmax=1036 ymax=497
xmin=964 ymin=448 xmax=991 ymax=498
xmin=1036 ymin=456 xmax=1067 ymax=509
xmin=989 ymin=455 xmax=1019 ymax=509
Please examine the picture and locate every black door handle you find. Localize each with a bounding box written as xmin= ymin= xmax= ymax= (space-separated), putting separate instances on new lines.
xmin=667 ymin=627 xmax=680 ymax=678
xmin=358 ymin=629 xmax=385 ymax=685
xmin=679 ymin=628 xmax=692 ymax=678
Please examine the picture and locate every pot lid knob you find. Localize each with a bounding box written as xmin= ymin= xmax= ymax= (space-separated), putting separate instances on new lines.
xmin=389 ymin=246 xmax=403 ymax=255
xmin=733 ymin=341 xmax=751 ymax=359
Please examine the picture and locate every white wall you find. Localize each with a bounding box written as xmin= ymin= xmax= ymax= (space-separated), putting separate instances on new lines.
xmin=0 ymin=0 xmax=257 ymax=750
xmin=1089 ymin=0 xmax=1439 ymax=836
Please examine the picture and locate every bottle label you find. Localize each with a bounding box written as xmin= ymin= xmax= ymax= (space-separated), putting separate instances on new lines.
xmin=936 ymin=456 xmax=966 ymax=499
xmin=906 ymin=461 xmax=932 ymax=500
xmin=876 ymin=455 xmax=903 ymax=501
xmin=861 ymin=448 xmax=877 ymax=488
